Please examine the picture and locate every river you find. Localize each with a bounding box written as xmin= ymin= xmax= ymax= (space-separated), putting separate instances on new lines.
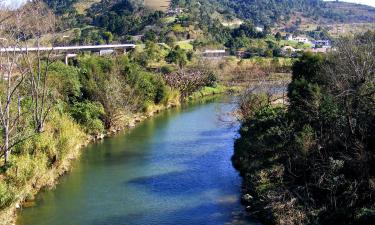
xmin=17 ymin=97 xmax=259 ymax=225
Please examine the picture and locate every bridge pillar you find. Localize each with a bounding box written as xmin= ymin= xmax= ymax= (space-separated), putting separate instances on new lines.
xmin=65 ymin=53 xmax=77 ymax=65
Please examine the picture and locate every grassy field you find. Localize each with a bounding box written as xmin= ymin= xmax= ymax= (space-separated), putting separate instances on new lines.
xmin=176 ymin=40 xmax=194 ymax=50
xmin=161 ymin=16 xmax=176 ymax=24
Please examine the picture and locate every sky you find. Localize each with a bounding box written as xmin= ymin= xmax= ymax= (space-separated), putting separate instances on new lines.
xmin=1 ymin=0 xmax=27 ymax=8
xmin=1 ymin=0 xmax=375 ymax=8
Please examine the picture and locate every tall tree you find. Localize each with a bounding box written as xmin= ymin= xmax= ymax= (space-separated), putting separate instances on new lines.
xmin=0 ymin=7 xmax=31 ymax=164
xmin=22 ymin=0 xmax=56 ymax=133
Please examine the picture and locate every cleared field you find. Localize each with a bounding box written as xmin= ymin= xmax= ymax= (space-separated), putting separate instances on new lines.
xmin=74 ymin=0 xmax=101 ymax=14
xmin=299 ymin=22 xmax=375 ymax=37
xmin=144 ymin=0 xmax=171 ymax=12
xmin=326 ymin=23 xmax=375 ymax=37
xmin=176 ymin=40 xmax=194 ymax=50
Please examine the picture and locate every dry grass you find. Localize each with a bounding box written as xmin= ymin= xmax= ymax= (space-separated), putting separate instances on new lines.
xmin=73 ymin=0 xmax=101 ymax=14
xmin=144 ymin=0 xmax=171 ymax=12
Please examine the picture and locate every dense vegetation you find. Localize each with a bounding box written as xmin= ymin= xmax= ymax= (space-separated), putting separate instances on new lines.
xmin=0 ymin=1 xmax=374 ymax=224
xmin=0 ymin=3 xmax=224 ymax=222
xmin=43 ymin=0 xmax=375 ymax=52
xmin=232 ymin=31 xmax=375 ymax=224
xmin=0 ymin=50 xmax=221 ymax=223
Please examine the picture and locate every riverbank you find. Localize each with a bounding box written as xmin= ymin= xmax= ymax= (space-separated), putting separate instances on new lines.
xmin=0 ymin=82 xmax=234 ymax=225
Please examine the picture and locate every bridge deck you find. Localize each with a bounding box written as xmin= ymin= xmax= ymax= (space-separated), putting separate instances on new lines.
xmin=0 ymin=44 xmax=136 ymax=52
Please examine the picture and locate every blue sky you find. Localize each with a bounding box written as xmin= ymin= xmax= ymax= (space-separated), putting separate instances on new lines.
xmin=2 ymin=0 xmax=375 ymax=8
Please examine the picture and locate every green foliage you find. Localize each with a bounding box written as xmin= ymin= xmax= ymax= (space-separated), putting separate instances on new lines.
xmin=102 ymin=31 xmax=113 ymax=44
xmin=143 ymin=30 xmax=157 ymax=42
xmin=70 ymin=101 xmax=105 ymax=135
xmin=43 ymin=0 xmax=78 ymax=14
xmin=49 ymin=61 xmax=82 ymax=102
xmin=160 ymin=65 xmax=177 ymax=74
xmin=205 ymin=72 xmax=218 ymax=88
xmin=135 ymin=41 xmax=163 ymax=67
xmin=78 ymin=55 xmax=113 ymax=100
xmin=165 ymin=46 xmax=188 ymax=68
xmin=45 ymin=112 xmax=86 ymax=162
xmin=288 ymin=52 xmax=324 ymax=126
xmin=0 ymin=183 xmax=14 ymax=209
xmin=88 ymin=0 xmax=164 ymax=36
xmin=233 ymin=33 xmax=375 ymax=224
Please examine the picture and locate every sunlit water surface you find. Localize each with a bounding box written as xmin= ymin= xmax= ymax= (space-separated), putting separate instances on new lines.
xmin=17 ymin=97 xmax=259 ymax=225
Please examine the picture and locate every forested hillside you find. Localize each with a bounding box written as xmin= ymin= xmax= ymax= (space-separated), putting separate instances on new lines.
xmin=45 ymin=0 xmax=375 ymax=29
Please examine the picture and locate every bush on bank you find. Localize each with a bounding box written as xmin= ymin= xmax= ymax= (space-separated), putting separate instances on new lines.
xmin=233 ymin=32 xmax=375 ymax=225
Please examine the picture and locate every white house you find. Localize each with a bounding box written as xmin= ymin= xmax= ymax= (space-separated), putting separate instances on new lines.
xmin=287 ymin=35 xmax=310 ymax=44
xmin=255 ymin=26 xmax=264 ymax=32
xmin=312 ymin=40 xmax=331 ymax=48
xmin=202 ymin=49 xmax=228 ymax=58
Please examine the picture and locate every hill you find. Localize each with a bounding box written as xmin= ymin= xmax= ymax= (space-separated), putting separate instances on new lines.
xmin=40 ymin=0 xmax=375 ymax=48
xmin=45 ymin=0 xmax=375 ymax=25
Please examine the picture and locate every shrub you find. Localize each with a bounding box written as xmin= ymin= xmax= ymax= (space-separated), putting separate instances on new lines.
xmin=160 ymin=65 xmax=176 ymax=74
xmin=152 ymin=75 xmax=167 ymax=104
xmin=0 ymin=183 xmax=14 ymax=209
xmin=48 ymin=61 xmax=82 ymax=102
xmin=205 ymin=72 xmax=218 ymax=88
xmin=70 ymin=101 xmax=105 ymax=134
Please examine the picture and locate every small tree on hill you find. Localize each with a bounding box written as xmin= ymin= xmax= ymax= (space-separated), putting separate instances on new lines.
xmin=165 ymin=45 xmax=188 ymax=69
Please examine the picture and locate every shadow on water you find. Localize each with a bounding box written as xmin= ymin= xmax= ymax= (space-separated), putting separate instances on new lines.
xmin=17 ymin=95 xmax=260 ymax=225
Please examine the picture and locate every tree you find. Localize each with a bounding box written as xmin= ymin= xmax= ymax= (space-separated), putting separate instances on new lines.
xmin=142 ymin=30 xmax=157 ymax=43
xmin=102 ymin=31 xmax=113 ymax=44
xmin=275 ymin=32 xmax=282 ymax=41
xmin=165 ymin=46 xmax=188 ymax=69
xmin=0 ymin=0 xmax=56 ymax=164
xmin=0 ymin=5 xmax=31 ymax=164
xmin=22 ymin=1 xmax=56 ymax=133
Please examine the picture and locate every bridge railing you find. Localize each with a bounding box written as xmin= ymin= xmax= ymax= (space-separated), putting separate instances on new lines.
xmin=0 ymin=44 xmax=136 ymax=53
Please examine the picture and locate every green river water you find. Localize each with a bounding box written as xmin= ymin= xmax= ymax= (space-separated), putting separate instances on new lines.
xmin=17 ymin=97 xmax=259 ymax=225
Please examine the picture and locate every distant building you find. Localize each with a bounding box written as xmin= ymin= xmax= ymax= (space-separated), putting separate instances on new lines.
xmin=287 ymin=35 xmax=310 ymax=44
xmin=255 ymin=26 xmax=264 ymax=32
xmin=167 ymin=7 xmax=185 ymax=15
xmin=310 ymin=48 xmax=331 ymax=53
xmin=312 ymin=40 xmax=331 ymax=48
xmin=202 ymin=49 xmax=228 ymax=58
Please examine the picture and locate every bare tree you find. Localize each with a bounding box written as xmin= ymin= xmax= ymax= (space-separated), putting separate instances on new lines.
xmin=322 ymin=33 xmax=375 ymax=160
xmin=0 ymin=1 xmax=56 ymax=164
xmin=0 ymin=7 xmax=30 ymax=164
xmin=21 ymin=1 xmax=56 ymax=133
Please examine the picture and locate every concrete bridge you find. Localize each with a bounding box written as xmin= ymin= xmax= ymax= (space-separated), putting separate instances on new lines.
xmin=0 ymin=44 xmax=136 ymax=64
